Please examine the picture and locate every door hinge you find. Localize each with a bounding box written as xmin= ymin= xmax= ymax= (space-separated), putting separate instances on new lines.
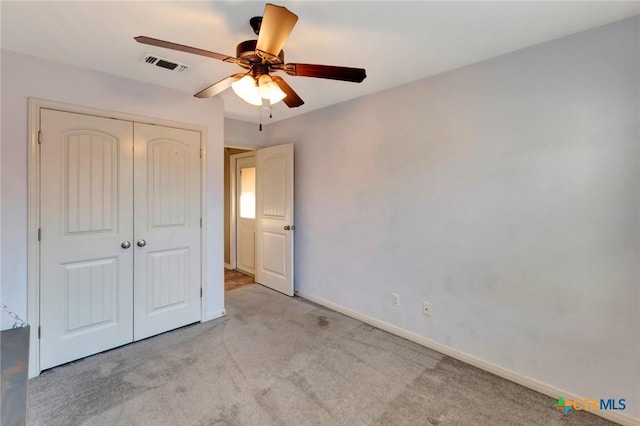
xmin=200 ymin=288 xmax=203 ymax=298
xmin=200 ymin=218 xmax=202 ymax=228
xmin=37 ymin=228 xmax=41 ymax=241
xmin=38 ymin=130 xmax=42 ymax=145
xmin=38 ymin=325 xmax=41 ymax=339
xmin=200 ymin=148 xmax=203 ymax=159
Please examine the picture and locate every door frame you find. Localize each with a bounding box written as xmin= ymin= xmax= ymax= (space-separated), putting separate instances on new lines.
xmin=224 ymin=145 xmax=255 ymax=271
xmin=229 ymin=151 xmax=256 ymax=274
xmin=27 ymin=98 xmax=208 ymax=378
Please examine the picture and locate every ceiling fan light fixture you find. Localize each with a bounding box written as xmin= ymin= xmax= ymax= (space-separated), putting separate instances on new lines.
xmin=258 ymin=74 xmax=286 ymax=104
xmin=231 ymin=75 xmax=262 ymax=106
xmin=135 ymin=3 xmax=366 ymax=115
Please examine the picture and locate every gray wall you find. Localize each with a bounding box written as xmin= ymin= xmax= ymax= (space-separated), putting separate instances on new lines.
xmin=225 ymin=118 xmax=265 ymax=147
xmin=1 ymin=49 xmax=227 ymax=328
xmin=266 ymin=17 xmax=639 ymax=418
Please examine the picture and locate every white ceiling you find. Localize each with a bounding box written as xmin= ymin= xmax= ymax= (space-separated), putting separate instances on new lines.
xmin=2 ymin=1 xmax=638 ymax=123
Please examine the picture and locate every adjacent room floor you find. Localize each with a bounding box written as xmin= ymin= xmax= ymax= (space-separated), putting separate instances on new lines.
xmin=27 ymin=285 xmax=612 ymax=425
xmin=224 ymin=269 xmax=255 ymax=292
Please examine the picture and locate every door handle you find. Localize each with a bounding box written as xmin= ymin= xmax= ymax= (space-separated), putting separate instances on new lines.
xmin=283 ymin=225 xmax=295 ymax=231
xmin=137 ymin=239 xmax=147 ymax=247
xmin=121 ymin=241 xmax=131 ymax=249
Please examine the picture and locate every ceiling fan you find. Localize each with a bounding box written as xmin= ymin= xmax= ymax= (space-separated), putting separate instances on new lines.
xmin=135 ymin=3 xmax=367 ymax=111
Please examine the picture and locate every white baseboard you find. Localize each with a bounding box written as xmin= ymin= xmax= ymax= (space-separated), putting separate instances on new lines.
xmin=224 ymin=263 xmax=233 ymax=270
xmin=296 ymin=291 xmax=639 ymax=426
xmin=202 ymin=309 xmax=227 ymax=323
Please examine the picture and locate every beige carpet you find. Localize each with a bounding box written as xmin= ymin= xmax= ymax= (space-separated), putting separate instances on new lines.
xmin=27 ymin=285 xmax=613 ymax=425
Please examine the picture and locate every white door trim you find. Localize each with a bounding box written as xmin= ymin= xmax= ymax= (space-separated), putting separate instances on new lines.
xmin=27 ymin=98 xmax=208 ymax=378
xmin=225 ymin=145 xmax=256 ymax=271
xmin=229 ymin=151 xmax=256 ymax=274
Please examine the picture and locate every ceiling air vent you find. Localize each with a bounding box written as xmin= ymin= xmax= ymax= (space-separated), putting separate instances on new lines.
xmin=141 ymin=53 xmax=190 ymax=73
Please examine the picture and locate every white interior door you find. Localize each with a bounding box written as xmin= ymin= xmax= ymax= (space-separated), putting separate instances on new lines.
xmin=234 ymin=154 xmax=256 ymax=276
xmin=255 ymin=143 xmax=294 ymax=296
xmin=40 ymin=109 xmax=134 ymax=369
xmin=132 ymin=123 xmax=202 ymax=340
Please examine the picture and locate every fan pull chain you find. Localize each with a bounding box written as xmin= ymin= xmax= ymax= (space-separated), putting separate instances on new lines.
xmin=258 ymin=105 xmax=274 ymax=132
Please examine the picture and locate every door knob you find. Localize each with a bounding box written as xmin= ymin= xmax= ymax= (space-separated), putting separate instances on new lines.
xmin=121 ymin=241 xmax=131 ymax=249
xmin=137 ymin=239 xmax=147 ymax=247
xmin=283 ymin=225 xmax=295 ymax=231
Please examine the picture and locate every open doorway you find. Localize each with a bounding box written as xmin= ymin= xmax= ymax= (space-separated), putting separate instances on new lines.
xmin=224 ymin=143 xmax=296 ymax=296
xmin=224 ymin=147 xmax=256 ymax=291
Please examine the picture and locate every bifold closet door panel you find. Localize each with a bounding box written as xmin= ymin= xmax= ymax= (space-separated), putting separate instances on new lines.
xmin=39 ymin=109 xmax=135 ymax=370
xmin=132 ymin=123 xmax=202 ymax=341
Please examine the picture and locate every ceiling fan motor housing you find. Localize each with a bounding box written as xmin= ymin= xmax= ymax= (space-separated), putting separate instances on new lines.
xmin=236 ymin=40 xmax=284 ymax=70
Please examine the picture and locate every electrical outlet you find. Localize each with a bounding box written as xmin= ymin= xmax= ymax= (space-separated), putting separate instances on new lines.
xmin=422 ymin=301 xmax=432 ymax=316
xmin=392 ymin=293 xmax=400 ymax=307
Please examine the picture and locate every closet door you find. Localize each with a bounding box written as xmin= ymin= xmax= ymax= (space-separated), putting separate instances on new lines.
xmin=132 ymin=123 xmax=202 ymax=340
xmin=40 ymin=109 xmax=134 ymax=370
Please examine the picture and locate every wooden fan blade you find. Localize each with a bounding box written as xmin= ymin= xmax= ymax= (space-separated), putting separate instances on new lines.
xmin=256 ymin=4 xmax=298 ymax=59
xmin=194 ymin=74 xmax=243 ymax=98
xmin=284 ymin=63 xmax=366 ymax=83
xmin=135 ymin=36 xmax=235 ymax=62
xmin=272 ymin=76 xmax=304 ymax=108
